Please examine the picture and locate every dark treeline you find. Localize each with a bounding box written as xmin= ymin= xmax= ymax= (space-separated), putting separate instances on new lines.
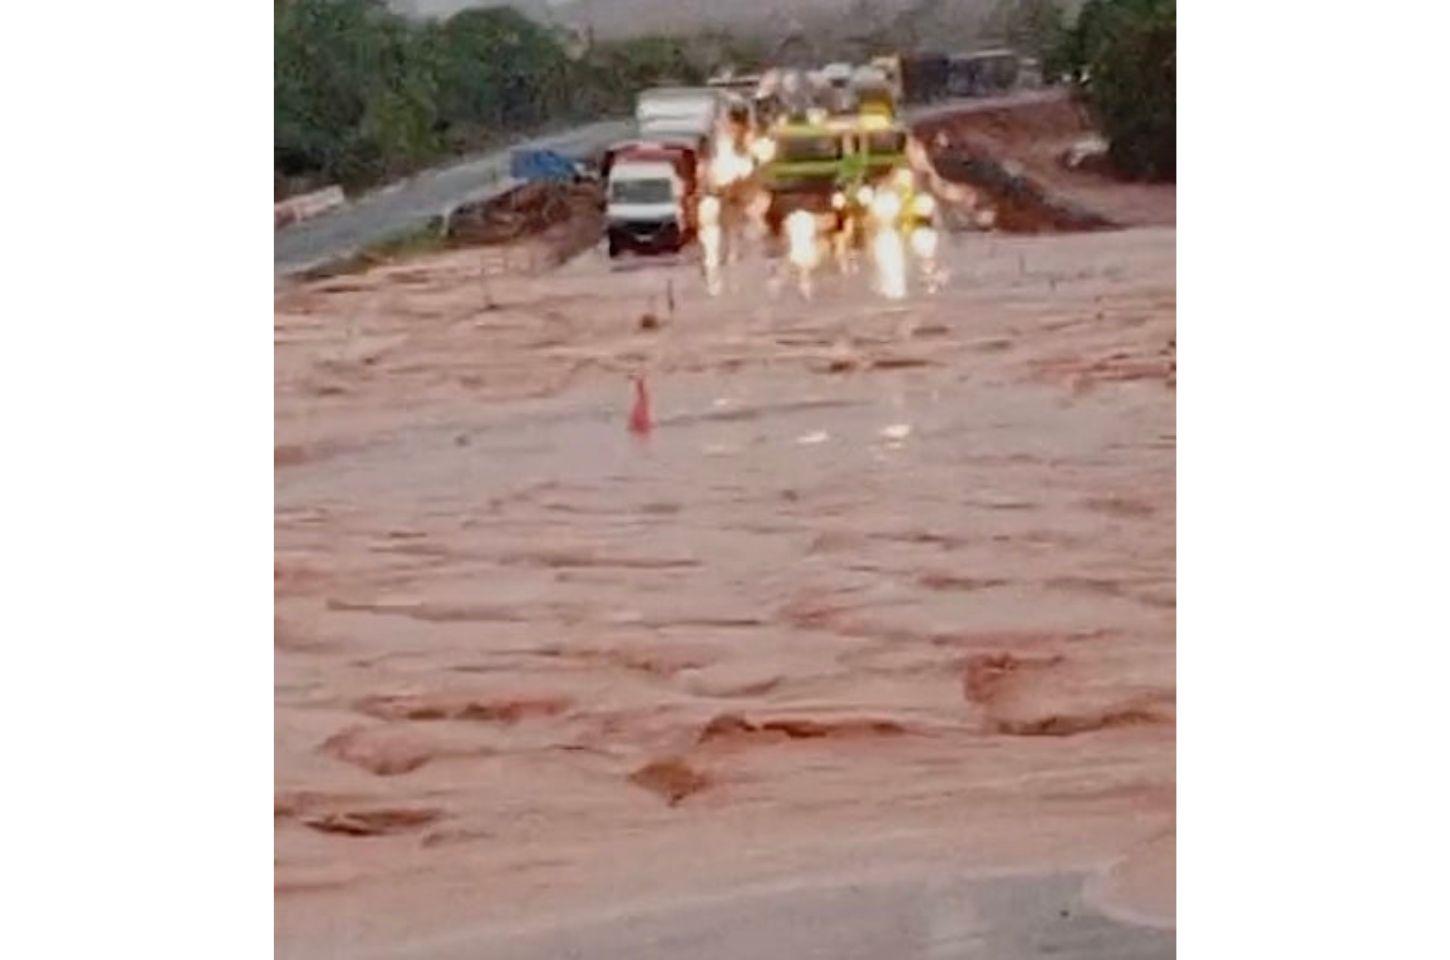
xmin=275 ymin=0 xmax=1173 ymax=195
xmin=274 ymin=0 xmax=767 ymax=194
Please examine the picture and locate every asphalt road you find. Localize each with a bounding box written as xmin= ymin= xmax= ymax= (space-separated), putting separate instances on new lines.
xmin=274 ymin=118 xmax=632 ymax=276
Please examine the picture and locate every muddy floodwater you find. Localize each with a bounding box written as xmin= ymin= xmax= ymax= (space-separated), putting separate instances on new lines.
xmin=275 ymin=225 xmax=1176 ymax=958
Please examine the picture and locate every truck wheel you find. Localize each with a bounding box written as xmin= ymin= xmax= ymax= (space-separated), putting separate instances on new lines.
xmin=607 ymin=234 xmax=621 ymax=258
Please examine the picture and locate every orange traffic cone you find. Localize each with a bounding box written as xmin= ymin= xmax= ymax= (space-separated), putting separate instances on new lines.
xmin=628 ymin=374 xmax=652 ymax=436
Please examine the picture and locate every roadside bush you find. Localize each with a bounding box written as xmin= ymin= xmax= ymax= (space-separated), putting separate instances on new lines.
xmin=1054 ymin=0 xmax=1176 ymax=180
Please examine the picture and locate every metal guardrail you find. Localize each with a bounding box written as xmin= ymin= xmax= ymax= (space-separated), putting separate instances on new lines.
xmin=274 ymin=186 xmax=345 ymax=231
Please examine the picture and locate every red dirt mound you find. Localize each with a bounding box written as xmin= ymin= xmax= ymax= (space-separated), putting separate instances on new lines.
xmin=629 ymin=757 xmax=710 ymax=806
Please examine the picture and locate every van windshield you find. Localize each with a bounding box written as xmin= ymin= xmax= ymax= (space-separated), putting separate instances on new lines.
xmin=611 ymin=178 xmax=674 ymax=204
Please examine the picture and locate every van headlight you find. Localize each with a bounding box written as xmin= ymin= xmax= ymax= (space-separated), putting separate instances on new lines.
xmin=870 ymin=190 xmax=901 ymax=223
xmin=909 ymin=226 xmax=938 ymax=259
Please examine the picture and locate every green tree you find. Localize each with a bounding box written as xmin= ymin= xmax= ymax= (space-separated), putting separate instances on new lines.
xmin=1053 ymin=0 xmax=1175 ymax=180
xmin=274 ymin=0 xmax=441 ymax=185
xmin=432 ymin=8 xmax=572 ymax=135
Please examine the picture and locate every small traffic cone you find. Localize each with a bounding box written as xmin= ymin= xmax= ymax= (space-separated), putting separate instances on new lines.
xmin=628 ymin=374 xmax=652 ymax=436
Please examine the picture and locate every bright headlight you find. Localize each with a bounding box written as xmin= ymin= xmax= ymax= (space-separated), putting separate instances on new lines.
xmin=698 ymin=195 xmax=721 ymax=225
xmin=909 ymin=226 xmax=938 ymax=259
xmin=831 ymin=191 xmax=846 ymax=210
xmin=786 ymin=209 xmax=816 ymax=238
xmin=871 ymin=190 xmax=901 ymax=222
xmin=912 ymin=193 xmax=936 ymax=217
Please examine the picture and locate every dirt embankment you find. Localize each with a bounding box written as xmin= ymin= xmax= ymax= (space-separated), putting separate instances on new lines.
xmin=296 ymin=180 xmax=605 ymax=282
xmin=445 ymin=180 xmax=603 ymax=254
xmin=913 ymin=92 xmax=1176 ymax=231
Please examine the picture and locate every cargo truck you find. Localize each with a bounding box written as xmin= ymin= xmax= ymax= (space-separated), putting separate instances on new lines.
xmin=759 ymin=121 xmax=847 ymax=235
xmin=635 ymin=86 xmax=722 ymax=156
xmin=900 ymin=52 xmax=950 ymax=103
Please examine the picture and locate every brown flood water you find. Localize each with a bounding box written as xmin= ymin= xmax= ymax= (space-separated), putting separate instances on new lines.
xmin=275 ymin=224 xmax=1176 ymax=957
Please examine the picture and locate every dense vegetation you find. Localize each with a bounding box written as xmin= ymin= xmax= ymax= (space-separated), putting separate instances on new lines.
xmin=1052 ymin=0 xmax=1175 ymax=180
xmin=275 ymin=0 xmax=762 ymax=194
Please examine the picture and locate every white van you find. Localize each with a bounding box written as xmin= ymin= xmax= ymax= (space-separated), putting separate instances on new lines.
xmin=605 ymin=159 xmax=687 ymax=257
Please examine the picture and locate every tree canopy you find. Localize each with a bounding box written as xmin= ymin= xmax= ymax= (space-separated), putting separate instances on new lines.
xmin=1052 ymin=0 xmax=1175 ymax=180
xmin=275 ymin=0 xmax=726 ymax=191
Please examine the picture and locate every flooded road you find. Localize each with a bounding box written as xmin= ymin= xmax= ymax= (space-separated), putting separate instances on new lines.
xmin=275 ymin=225 xmax=1176 ymax=957
xmin=390 ymin=870 xmax=1173 ymax=960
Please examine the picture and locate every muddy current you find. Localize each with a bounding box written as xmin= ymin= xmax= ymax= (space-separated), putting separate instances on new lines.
xmin=275 ymin=223 xmax=1176 ymax=957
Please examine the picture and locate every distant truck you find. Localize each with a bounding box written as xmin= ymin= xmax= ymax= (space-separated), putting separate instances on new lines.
xmin=773 ymin=68 xmax=817 ymax=123
xmin=851 ymin=66 xmax=898 ymax=120
xmin=900 ymin=52 xmax=950 ymax=103
xmin=870 ymin=55 xmax=904 ymax=103
xmin=758 ymin=114 xmax=912 ymax=234
xmin=818 ymin=62 xmax=856 ymax=113
xmin=636 ymin=86 xmax=719 ymax=124
xmin=635 ymin=86 xmax=722 ymax=155
xmin=759 ymin=120 xmax=845 ymax=232
xmin=947 ymin=49 xmax=1021 ymax=97
xmin=841 ymin=114 xmax=909 ymax=184
xmin=751 ymin=69 xmax=789 ymax=132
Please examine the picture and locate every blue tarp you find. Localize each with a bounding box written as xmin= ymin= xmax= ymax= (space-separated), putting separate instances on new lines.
xmin=509 ymin=149 xmax=579 ymax=183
